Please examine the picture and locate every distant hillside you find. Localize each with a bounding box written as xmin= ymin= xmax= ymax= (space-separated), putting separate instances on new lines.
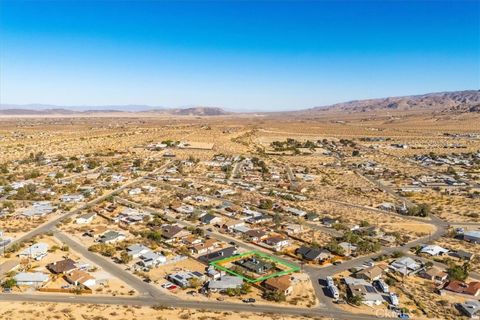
xmin=307 ymin=90 xmax=480 ymax=114
xmin=2 ymin=90 xmax=479 ymax=116
xmin=169 ymin=107 xmax=228 ymax=116
xmin=0 ymin=108 xmax=77 ymax=115
xmin=0 ymin=105 xmax=228 ymax=116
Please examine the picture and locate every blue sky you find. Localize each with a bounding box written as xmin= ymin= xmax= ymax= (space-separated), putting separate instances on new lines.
xmin=0 ymin=1 xmax=478 ymax=111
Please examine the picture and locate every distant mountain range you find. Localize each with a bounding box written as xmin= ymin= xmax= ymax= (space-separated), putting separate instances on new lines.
xmin=1 ymin=90 xmax=479 ymax=116
xmin=306 ymin=90 xmax=480 ymax=114
xmin=0 ymin=105 xmax=230 ymax=116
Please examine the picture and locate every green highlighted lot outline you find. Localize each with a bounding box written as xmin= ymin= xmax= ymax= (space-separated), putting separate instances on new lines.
xmin=210 ymin=250 xmax=300 ymax=283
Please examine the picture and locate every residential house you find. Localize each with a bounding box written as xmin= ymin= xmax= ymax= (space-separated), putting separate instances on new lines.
xmin=321 ymin=217 xmax=339 ymax=228
xmin=182 ymin=236 xmax=203 ymax=246
xmin=161 ymin=225 xmax=191 ymax=240
xmin=236 ymin=257 xmax=273 ymax=274
xmin=191 ymin=239 xmax=218 ymax=255
xmin=21 ymin=201 xmax=54 ymax=218
xmin=443 ymin=281 xmax=480 ymax=297
xmin=285 ymin=207 xmax=307 ymax=217
xmin=170 ymin=202 xmax=194 ymax=215
xmin=65 ymin=270 xmax=96 ymax=288
xmin=244 ymin=229 xmax=268 ymax=242
xmin=221 ymin=220 xmax=245 ymax=232
xmin=264 ymin=235 xmax=290 ymax=251
xmin=200 ymin=213 xmax=222 ymax=225
xmin=215 ymin=189 xmax=236 ymax=197
xmin=464 ymin=231 xmax=480 ymax=244
xmin=283 ymin=223 xmax=304 ymax=235
xmin=377 ymin=202 xmax=396 ymax=211
xmin=168 ymin=271 xmax=205 ymax=288
xmin=296 ymin=246 xmax=332 ymax=262
xmin=246 ymin=215 xmax=272 ymax=225
xmin=208 ymin=276 xmax=243 ymax=292
xmin=355 ymin=265 xmax=386 ymax=281
xmin=98 ymin=230 xmax=126 ymax=244
xmin=14 ymin=272 xmax=49 ymax=287
xmin=138 ymin=252 xmax=166 ymax=267
xmin=61 ymin=194 xmax=85 ymax=203
xmin=128 ymin=188 xmax=142 ymax=195
xmin=305 ymin=212 xmax=319 ymax=221
xmin=11 ymin=180 xmax=30 ymax=190
xmin=420 ymin=244 xmax=449 ymax=256
xmin=458 ymin=300 xmax=480 ymax=319
xmin=198 ymin=247 xmax=237 ymax=263
xmin=338 ymin=242 xmax=357 ymax=256
xmin=116 ymin=208 xmax=150 ymax=225
xmin=75 ymin=212 xmax=96 ymax=225
xmin=263 ymin=275 xmax=293 ymax=295
xmin=47 ymin=258 xmax=77 ymax=274
xmin=418 ymin=267 xmax=448 ymax=284
xmin=111 ymin=174 xmax=124 ymax=183
xmin=127 ymin=244 xmax=151 ymax=258
xmin=345 ymin=277 xmax=384 ymax=306
xmin=78 ymin=186 xmax=95 ymax=197
xmin=18 ymin=243 xmax=48 ymax=260
xmin=389 ymin=257 xmax=423 ymax=276
xmin=451 ymin=250 xmax=475 ymax=262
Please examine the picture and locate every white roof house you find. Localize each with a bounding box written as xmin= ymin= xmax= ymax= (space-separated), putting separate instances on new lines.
xmin=21 ymin=201 xmax=54 ymax=218
xmin=61 ymin=194 xmax=85 ymax=203
xmin=111 ymin=174 xmax=124 ymax=183
xmin=390 ymin=257 xmax=422 ymax=276
xmin=128 ymin=188 xmax=142 ymax=195
xmin=75 ymin=212 xmax=96 ymax=224
xmin=98 ymin=230 xmax=125 ymax=244
xmin=285 ymin=207 xmax=307 ymax=217
xmin=11 ymin=180 xmax=32 ymax=190
xmin=127 ymin=244 xmax=151 ymax=258
xmin=363 ymin=292 xmax=384 ymax=306
xmin=18 ymin=243 xmax=49 ymax=260
xmin=14 ymin=272 xmax=49 ymax=286
xmin=420 ymin=245 xmax=449 ymax=256
xmin=138 ymin=252 xmax=166 ymax=267
xmin=208 ymin=276 xmax=243 ymax=292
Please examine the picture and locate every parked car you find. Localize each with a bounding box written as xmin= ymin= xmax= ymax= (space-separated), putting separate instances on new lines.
xmin=242 ymin=298 xmax=256 ymax=303
xmin=398 ymin=314 xmax=410 ymax=319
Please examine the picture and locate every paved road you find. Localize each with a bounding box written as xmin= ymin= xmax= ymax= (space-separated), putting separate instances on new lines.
xmin=354 ymin=169 xmax=414 ymax=207
xmin=6 ymin=179 xmax=141 ymax=249
xmin=114 ymin=197 xmax=304 ymax=270
xmin=405 ymin=252 xmax=480 ymax=280
xmin=324 ymin=198 xmax=431 ymax=224
xmin=305 ymin=213 xmax=448 ymax=310
xmin=6 ymin=161 xmax=172 ymax=250
xmin=0 ymin=293 xmax=397 ymax=320
xmin=52 ymin=229 xmax=171 ymax=299
xmin=0 ymin=154 xmax=462 ymax=319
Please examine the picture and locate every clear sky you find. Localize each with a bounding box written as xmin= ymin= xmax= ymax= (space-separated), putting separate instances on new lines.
xmin=0 ymin=0 xmax=478 ymax=111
